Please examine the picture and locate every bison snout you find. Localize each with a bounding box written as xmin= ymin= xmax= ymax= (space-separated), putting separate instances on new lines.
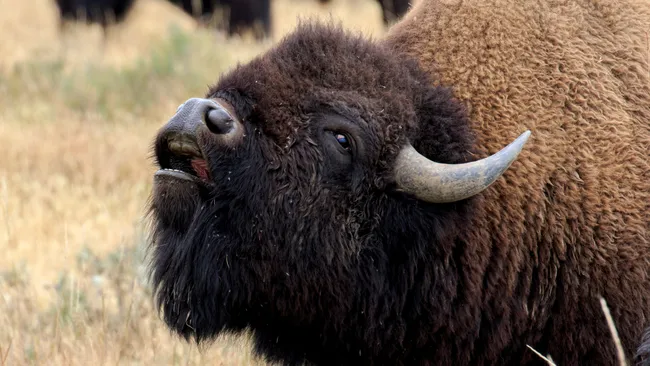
xmin=155 ymin=97 xmax=244 ymax=175
xmin=168 ymin=98 xmax=242 ymax=141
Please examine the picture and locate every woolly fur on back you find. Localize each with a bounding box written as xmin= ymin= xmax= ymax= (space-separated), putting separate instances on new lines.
xmin=385 ymin=0 xmax=650 ymax=364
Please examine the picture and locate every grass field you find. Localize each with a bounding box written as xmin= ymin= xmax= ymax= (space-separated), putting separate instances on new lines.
xmin=0 ymin=0 xmax=385 ymax=364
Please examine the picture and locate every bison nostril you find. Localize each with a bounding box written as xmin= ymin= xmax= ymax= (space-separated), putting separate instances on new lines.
xmin=205 ymin=108 xmax=234 ymax=135
xmin=165 ymin=98 xmax=240 ymax=138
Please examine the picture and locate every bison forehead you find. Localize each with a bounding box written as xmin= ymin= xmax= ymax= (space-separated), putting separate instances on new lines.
xmin=210 ymin=24 xmax=423 ymax=144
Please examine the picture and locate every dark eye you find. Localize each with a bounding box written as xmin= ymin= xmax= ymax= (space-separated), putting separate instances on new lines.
xmin=334 ymin=133 xmax=351 ymax=150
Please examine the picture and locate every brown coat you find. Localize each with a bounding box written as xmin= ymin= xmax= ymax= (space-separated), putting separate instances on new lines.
xmin=386 ymin=1 xmax=650 ymax=363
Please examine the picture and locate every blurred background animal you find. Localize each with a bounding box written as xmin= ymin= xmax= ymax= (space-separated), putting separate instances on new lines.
xmin=54 ymin=0 xmax=136 ymax=38
xmin=52 ymin=0 xmax=401 ymax=42
xmin=164 ymin=0 xmax=271 ymax=39
xmin=375 ymin=0 xmax=410 ymax=24
xmin=319 ymin=0 xmax=410 ymax=24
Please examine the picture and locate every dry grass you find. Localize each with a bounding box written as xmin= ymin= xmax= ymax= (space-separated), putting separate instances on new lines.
xmin=0 ymin=0 xmax=384 ymax=364
xmin=600 ymin=297 xmax=629 ymax=366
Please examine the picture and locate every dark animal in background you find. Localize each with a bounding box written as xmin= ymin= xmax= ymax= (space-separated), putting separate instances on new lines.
xmin=54 ymin=0 xmax=136 ymax=36
xmin=376 ymin=0 xmax=410 ymax=24
xmin=229 ymin=0 xmax=271 ymax=38
xmin=319 ymin=0 xmax=411 ymax=25
xmin=165 ymin=0 xmax=271 ymax=40
xmin=147 ymin=0 xmax=650 ymax=365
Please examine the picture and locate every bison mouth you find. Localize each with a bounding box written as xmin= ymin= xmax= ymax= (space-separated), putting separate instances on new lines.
xmin=154 ymin=131 xmax=212 ymax=184
xmin=150 ymin=131 xmax=215 ymax=336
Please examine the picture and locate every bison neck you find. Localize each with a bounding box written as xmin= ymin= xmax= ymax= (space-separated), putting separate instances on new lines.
xmin=246 ymin=195 xmax=546 ymax=365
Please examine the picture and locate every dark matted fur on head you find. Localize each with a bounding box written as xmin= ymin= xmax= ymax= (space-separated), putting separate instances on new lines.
xmin=148 ymin=23 xmax=478 ymax=365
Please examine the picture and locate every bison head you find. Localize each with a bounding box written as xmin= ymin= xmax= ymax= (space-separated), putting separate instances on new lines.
xmin=148 ymin=24 xmax=529 ymax=363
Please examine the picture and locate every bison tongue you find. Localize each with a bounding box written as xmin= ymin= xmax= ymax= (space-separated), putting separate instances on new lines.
xmin=191 ymin=159 xmax=210 ymax=181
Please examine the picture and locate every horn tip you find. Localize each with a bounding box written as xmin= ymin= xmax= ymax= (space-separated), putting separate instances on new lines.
xmin=510 ymin=130 xmax=532 ymax=153
xmin=518 ymin=130 xmax=532 ymax=143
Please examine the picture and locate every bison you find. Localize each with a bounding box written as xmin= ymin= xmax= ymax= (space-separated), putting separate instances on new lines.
xmin=319 ymin=0 xmax=411 ymax=25
xmin=54 ymin=0 xmax=135 ymax=35
xmin=377 ymin=0 xmax=410 ymax=24
xmin=147 ymin=0 xmax=650 ymax=365
xmin=165 ymin=0 xmax=271 ymax=40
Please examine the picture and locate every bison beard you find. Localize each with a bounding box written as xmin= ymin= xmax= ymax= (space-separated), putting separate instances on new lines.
xmin=148 ymin=1 xmax=650 ymax=365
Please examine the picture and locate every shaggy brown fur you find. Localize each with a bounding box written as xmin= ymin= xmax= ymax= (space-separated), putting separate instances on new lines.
xmin=148 ymin=0 xmax=650 ymax=365
xmin=386 ymin=0 xmax=650 ymax=364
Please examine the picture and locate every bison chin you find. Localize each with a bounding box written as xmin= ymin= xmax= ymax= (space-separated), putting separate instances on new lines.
xmin=150 ymin=174 xmax=203 ymax=230
xmin=147 ymin=177 xmax=256 ymax=343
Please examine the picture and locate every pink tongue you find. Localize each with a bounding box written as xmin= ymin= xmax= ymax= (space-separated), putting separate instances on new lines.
xmin=191 ymin=159 xmax=210 ymax=180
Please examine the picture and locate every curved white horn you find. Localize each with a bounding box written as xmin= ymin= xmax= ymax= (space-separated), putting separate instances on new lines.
xmin=394 ymin=131 xmax=531 ymax=203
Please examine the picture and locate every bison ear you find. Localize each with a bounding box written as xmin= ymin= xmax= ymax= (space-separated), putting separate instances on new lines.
xmin=392 ymin=86 xmax=531 ymax=203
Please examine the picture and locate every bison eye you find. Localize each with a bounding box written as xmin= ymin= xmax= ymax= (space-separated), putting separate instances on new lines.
xmin=335 ymin=133 xmax=351 ymax=150
xmin=319 ymin=115 xmax=359 ymax=161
